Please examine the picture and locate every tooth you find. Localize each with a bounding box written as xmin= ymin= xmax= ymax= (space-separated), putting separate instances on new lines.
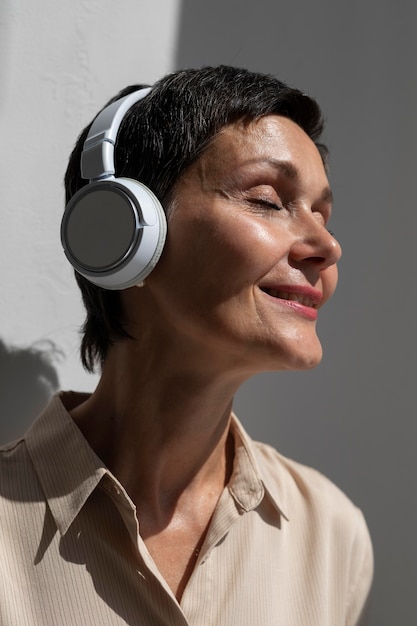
xmin=261 ymin=288 xmax=314 ymax=307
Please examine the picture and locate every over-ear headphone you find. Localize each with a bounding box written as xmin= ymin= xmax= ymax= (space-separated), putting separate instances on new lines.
xmin=61 ymin=87 xmax=167 ymax=290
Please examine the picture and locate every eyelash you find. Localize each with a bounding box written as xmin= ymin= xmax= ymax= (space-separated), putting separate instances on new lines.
xmin=255 ymin=198 xmax=283 ymax=211
xmin=251 ymin=198 xmax=334 ymax=234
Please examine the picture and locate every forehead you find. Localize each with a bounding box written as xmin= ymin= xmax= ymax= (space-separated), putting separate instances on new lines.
xmin=192 ymin=115 xmax=329 ymax=195
xmin=207 ymin=115 xmax=323 ymax=168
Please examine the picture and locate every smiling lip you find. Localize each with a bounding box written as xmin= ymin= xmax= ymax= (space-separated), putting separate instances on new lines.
xmin=259 ymin=284 xmax=322 ymax=320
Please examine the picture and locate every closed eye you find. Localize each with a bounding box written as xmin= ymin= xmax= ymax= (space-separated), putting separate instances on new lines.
xmin=253 ymin=198 xmax=283 ymax=211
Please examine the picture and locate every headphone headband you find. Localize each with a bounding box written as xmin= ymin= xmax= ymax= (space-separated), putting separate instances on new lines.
xmin=81 ymin=87 xmax=152 ymax=181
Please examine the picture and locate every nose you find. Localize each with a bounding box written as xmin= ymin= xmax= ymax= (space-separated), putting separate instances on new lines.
xmin=289 ymin=216 xmax=342 ymax=271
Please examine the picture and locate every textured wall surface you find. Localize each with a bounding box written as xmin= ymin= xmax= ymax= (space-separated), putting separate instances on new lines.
xmin=0 ymin=0 xmax=181 ymax=435
xmin=1 ymin=1 xmax=416 ymax=624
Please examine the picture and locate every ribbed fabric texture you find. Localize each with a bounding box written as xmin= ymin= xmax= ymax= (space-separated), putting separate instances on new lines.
xmin=0 ymin=393 xmax=373 ymax=625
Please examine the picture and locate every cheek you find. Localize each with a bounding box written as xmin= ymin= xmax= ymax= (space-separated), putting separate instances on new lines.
xmin=177 ymin=217 xmax=278 ymax=281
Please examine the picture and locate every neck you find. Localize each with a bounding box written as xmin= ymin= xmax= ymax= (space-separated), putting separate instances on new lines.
xmin=70 ymin=338 xmax=245 ymax=515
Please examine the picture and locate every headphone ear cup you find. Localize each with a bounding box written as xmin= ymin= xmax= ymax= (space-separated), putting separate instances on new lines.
xmin=61 ymin=178 xmax=167 ymax=290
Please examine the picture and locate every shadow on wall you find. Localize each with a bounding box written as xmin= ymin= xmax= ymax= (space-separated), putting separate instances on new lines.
xmin=173 ymin=5 xmax=417 ymax=626
xmin=0 ymin=339 xmax=61 ymax=444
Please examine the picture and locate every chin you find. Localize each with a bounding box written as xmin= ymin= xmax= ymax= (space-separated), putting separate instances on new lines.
xmin=293 ymin=342 xmax=323 ymax=370
xmin=265 ymin=340 xmax=323 ymax=373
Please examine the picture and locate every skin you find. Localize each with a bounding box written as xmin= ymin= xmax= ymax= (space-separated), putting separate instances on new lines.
xmin=70 ymin=115 xmax=342 ymax=600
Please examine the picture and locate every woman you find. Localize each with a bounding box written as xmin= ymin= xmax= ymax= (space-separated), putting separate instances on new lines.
xmin=0 ymin=66 xmax=373 ymax=625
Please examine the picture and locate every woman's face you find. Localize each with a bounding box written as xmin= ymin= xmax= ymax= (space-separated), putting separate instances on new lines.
xmin=144 ymin=115 xmax=342 ymax=375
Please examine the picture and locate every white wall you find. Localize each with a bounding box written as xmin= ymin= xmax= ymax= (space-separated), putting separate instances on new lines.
xmin=1 ymin=1 xmax=416 ymax=625
xmin=0 ymin=0 xmax=181 ymax=436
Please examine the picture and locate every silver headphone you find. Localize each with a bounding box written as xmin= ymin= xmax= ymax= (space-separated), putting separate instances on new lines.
xmin=61 ymin=88 xmax=167 ymax=290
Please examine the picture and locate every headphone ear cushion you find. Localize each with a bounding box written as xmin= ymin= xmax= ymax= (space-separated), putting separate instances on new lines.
xmin=61 ymin=178 xmax=167 ymax=290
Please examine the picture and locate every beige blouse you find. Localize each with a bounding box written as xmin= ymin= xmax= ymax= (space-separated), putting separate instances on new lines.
xmin=0 ymin=392 xmax=373 ymax=625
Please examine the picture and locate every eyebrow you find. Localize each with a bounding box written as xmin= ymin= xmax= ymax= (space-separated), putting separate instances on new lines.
xmin=246 ymin=158 xmax=334 ymax=205
xmin=320 ymin=186 xmax=334 ymax=204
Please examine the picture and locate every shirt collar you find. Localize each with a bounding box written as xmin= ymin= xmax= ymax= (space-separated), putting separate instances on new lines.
xmin=229 ymin=414 xmax=289 ymax=521
xmin=25 ymin=394 xmax=288 ymax=536
xmin=25 ymin=392 xmax=113 ymax=536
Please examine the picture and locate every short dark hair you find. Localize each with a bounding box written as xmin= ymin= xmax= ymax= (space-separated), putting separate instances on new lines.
xmin=64 ymin=65 xmax=328 ymax=372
